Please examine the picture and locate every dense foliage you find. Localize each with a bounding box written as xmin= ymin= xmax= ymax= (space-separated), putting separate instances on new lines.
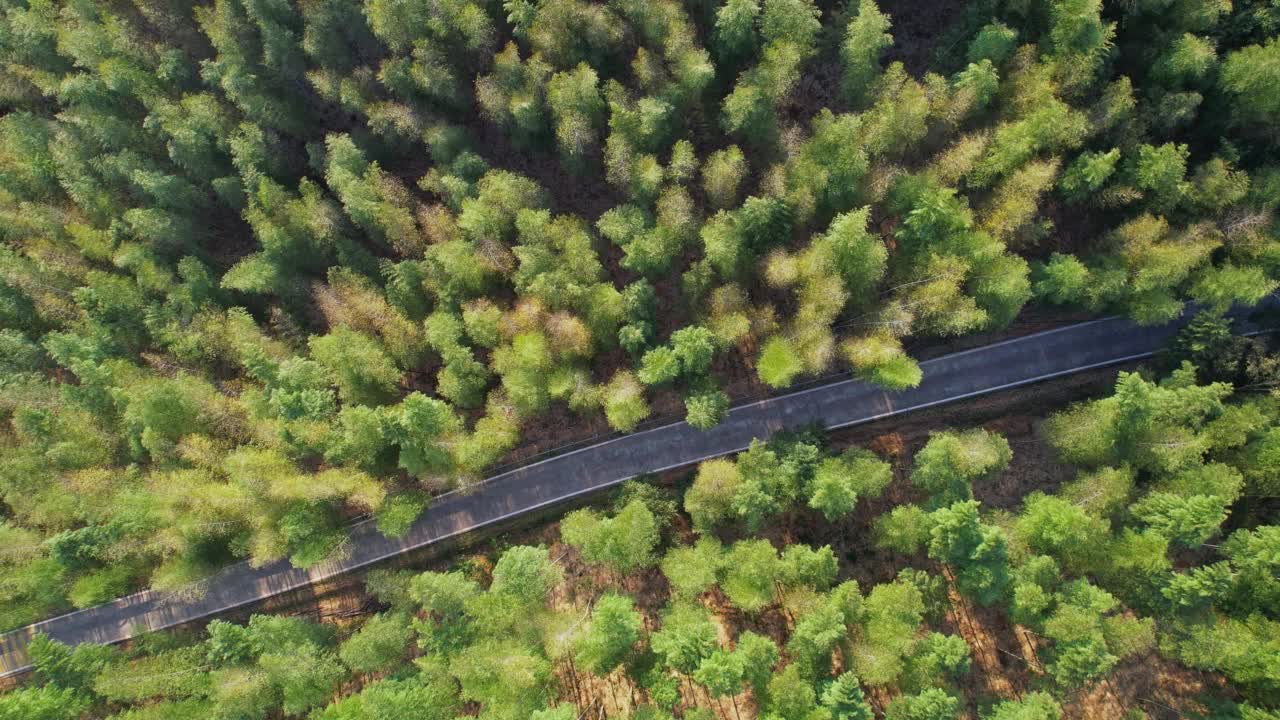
xmin=2 ymin=0 xmax=1280 ymax=629
xmin=10 ymin=342 xmax=1280 ymax=718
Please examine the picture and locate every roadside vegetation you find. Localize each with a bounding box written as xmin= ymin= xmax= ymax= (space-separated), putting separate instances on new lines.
xmin=8 ymin=322 xmax=1280 ymax=719
xmin=3 ymin=0 xmax=1280 ymax=639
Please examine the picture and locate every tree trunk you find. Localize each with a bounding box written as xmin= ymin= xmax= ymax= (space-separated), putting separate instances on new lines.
xmin=608 ymin=675 xmax=621 ymax=715
xmin=568 ymin=657 xmax=583 ymax=708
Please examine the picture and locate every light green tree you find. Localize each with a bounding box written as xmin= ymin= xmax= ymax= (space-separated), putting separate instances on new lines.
xmin=841 ymin=0 xmax=892 ymax=104
xmin=574 ymin=593 xmax=642 ymax=675
xmin=807 ymin=448 xmax=892 ymax=520
xmin=560 ymin=499 xmax=660 ymax=574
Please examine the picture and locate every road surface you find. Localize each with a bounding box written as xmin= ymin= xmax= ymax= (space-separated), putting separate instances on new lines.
xmin=0 ymin=307 xmax=1239 ymax=677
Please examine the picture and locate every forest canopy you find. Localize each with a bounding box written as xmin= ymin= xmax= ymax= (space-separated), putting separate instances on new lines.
xmin=2 ymin=0 xmax=1280 ymax=633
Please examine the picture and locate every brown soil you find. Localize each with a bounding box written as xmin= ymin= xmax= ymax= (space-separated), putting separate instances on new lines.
xmin=943 ymin=566 xmax=1024 ymax=702
xmin=1067 ymin=656 xmax=1230 ymax=720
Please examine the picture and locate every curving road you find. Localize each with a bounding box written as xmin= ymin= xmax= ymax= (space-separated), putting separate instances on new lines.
xmin=0 ymin=307 xmax=1246 ymax=677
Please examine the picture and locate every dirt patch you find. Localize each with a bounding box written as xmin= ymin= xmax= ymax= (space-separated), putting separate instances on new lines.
xmin=942 ymin=567 xmax=1026 ymax=704
xmin=1067 ymin=656 xmax=1230 ymax=720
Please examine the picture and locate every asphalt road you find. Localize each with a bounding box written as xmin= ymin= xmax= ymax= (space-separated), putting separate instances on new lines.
xmin=0 ymin=308 xmax=1237 ymax=677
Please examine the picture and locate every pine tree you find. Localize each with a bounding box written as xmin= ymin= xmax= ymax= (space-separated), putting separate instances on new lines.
xmin=885 ymin=688 xmax=960 ymax=720
xmin=721 ymin=539 xmax=783 ymax=611
xmin=927 ymin=501 xmax=1011 ymax=605
xmin=547 ymin=64 xmax=606 ymax=173
xmin=807 ymin=448 xmax=892 ymax=520
xmin=822 ymin=672 xmax=874 ymax=720
xmin=661 ymin=537 xmax=725 ymax=599
xmin=911 ymin=430 xmax=1012 ymax=504
xmin=574 ymin=593 xmax=642 ymax=675
xmin=338 ymin=612 xmax=413 ymax=674
xmin=1221 ymin=37 xmax=1280 ymax=124
xmin=702 ymin=146 xmax=747 ymax=209
xmin=560 ymin=500 xmax=660 ymax=574
xmin=651 ymin=603 xmax=719 ymax=674
xmin=490 ymin=546 xmax=563 ymax=608
xmin=841 ymin=0 xmax=893 ymax=105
